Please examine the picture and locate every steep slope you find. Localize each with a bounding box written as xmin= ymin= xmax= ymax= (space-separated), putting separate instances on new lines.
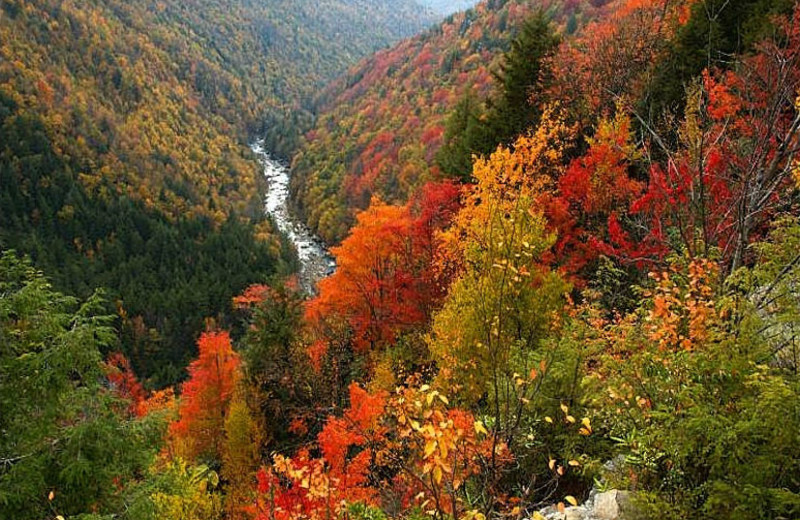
xmin=0 ymin=0 xmax=435 ymax=385
xmin=290 ymin=0 xmax=596 ymax=244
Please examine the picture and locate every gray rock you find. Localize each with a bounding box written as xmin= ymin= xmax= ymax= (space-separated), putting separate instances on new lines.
xmin=593 ymin=490 xmax=630 ymax=520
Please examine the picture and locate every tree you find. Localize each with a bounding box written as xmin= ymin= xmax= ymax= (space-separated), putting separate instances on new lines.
xmin=627 ymin=16 xmax=800 ymax=272
xmin=306 ymin=181 xmax=460 ymax=362
xmin=486 ymin=12 xmax=561 ymax=144
xmin=222 ymin=388 xmax=261 ymax=520
xmin=584 ymin=253 xmax=800 ymax=518
xmin=0 ymin=252 xmax=162 ymax=519
xmin=430 ymin=110 xmax=590 ymax=505
xmin=435 ymin=12 xmax=561 ymax=180
xmin=169 ymin=331 xmax=241 ymax=463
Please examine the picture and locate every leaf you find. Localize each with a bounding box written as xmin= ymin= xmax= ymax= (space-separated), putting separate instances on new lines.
xmin=433 ymin=465 xmax=443 ymax=485
xmin=533 ymin=513 xmax=546 ymax=520
xmin=474 ymin=420 xmax=488 ymax=435
xmin=48 ymin=491 xmax=55 ymax=501
xmin=565 ymin=495 xmax=578 ymax=506
xmin=424 ymin=440 xmax=437 ymax=459
xmin=545 ymin=416 xmax=553 ymax=424
xmin=549 ymin=458 xmax=556 ymax=470
xmin=568 ymin=459 xmax=581 ymax=467
xmin=560 ymin=403 xmax=569 ymax=414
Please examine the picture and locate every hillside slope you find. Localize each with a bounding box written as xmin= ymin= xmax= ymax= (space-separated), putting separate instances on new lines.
xmin=290 ymin=0 xmax=596 ymax=243
xmin=0 ymin=0 xmax=435 ymax=385
xmin=418 ymin=0 xmax=480 ymax=14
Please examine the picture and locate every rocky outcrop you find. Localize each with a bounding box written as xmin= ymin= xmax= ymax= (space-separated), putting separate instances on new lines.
xmin=531 ymin=490 xmax=633 ymax=520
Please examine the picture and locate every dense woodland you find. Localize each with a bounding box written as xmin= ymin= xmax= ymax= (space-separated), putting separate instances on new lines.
xmin=3 ymin=0 xmax=800 ymax=519
xmin=0 ymin=0 xmax=433 ymax=385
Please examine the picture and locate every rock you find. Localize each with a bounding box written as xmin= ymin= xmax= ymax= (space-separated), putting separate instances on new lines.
xmin=565 ymin=507 xmax=588 ymax=520
xmin=593 ymin=490 xmax=631 ymax=520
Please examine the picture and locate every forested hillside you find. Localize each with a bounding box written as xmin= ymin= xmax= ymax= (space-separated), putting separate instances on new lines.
xmin=291 ymin=0 xmax=597 ymax=243
xmin=418 ymin=0 xmax=480 ymax=14
xmin=0 ymin=0 xmax=435 ymax=385
xmin=3 ymin=0 xmax=800 ymax=518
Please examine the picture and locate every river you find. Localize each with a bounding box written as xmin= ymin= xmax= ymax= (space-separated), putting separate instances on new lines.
xmin=251 ymin=141 xmax=335 ymax=293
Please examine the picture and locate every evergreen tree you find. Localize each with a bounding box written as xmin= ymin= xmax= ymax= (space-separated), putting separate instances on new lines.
xmin=436 ymin=12 xmax=560 ymax=179
xmin=0 ymin=252 xmax=163 ymax=519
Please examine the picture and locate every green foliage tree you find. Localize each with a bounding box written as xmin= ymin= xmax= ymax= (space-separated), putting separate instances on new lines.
xmin=585 ymin=249 xmax=800 ymax=519
xmin=0 ymin=252 xmax=164 ymax=519
xmin=436 ymin=12 xmax=560 ymax=179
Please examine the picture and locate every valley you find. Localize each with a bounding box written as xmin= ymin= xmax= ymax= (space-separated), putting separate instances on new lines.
xmin=2 ymin=0 xmax=800 ymax=519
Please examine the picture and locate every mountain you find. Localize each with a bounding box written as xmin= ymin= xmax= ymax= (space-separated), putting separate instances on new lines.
xmin=417 ymin=0 xmax=480 ymax=14
xmin=0 ymin=0 xmax=435 ymax=385
xmin=290 ymin=0 xmax=595 ymax=244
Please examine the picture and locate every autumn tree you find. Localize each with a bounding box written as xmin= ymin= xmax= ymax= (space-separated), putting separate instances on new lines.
xmin=306 ymin=182 xmax=460 ymax=375
xmin=582 ymin=252 xmax=800 ymax=518
xmin=170 ymin=331 xmax=241 ymax=462
xmin=624 ymin=15 xmax=800 ymax=272
xmin=254 ymin=381 xmax=499 ymax=520
xmin=430 ymin=109 xmax=594 ymax=505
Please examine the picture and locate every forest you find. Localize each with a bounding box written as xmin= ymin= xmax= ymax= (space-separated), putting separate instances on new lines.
xmin=0 ymin=0 xmax=433 ymax=385
xmin=2 ymin=0 xmax=800 ymax=518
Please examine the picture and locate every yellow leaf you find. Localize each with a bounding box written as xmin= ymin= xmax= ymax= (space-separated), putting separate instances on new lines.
xmin=420 ymin=384 xmax=430 ymax=392
xmin=557 ymin=502 xmax=566 ymax=513
xmin=568 ymin=459 xmax=581 ymax=467
xmin=566 ymin=415 xmax=576 ymax=424
xmin=424 ymin=440 xmax=437 ymax=459
xmin=549 ymin=458 xmax=556 ymax=470
xmin=474 ymin=421 xmax=488 ymax=435
xmin=560 ymin=403 xmax=569 ymax=414
xmin=438 ymin=394 xmax=449 ymax=405
xmin=545 ymin=416 xmax=553 ymax=424
xmin=48 ymin=491 xmax=55 ymax=501
xmin=565 ymin=495 xmax=578 ymax=506
xmin=433 ymin=465 xmax=443 ymax=485
xmin=533 ymin=513 xmax=546 ymax=520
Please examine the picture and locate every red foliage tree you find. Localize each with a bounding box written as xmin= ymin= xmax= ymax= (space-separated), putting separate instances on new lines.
xmin=306 ymin=181 xmax=460 ymax=358
xmin=169 ymin=330 xmax=241 ymax=461
xmin=105 ymin=352 xmax=147 ymax=416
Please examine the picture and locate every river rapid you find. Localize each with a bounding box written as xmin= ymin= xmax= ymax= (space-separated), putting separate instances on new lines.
xmin=251 ymin=141 xmax=335 ymax=293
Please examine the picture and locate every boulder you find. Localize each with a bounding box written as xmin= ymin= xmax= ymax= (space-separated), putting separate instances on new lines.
xmin=592 ymin=490 xmax=631 ymax=520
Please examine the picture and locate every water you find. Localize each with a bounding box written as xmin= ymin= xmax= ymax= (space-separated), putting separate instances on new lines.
xmin=251 ymin=140 xmax=335 ymax=293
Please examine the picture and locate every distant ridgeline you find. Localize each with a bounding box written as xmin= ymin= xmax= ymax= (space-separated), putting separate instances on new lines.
xmin=0 ymin=0 xmax=434 ymax=387
xmin=418 ymin=0 xmax=481 ymax=15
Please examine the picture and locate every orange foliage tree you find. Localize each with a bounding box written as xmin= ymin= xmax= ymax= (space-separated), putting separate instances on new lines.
xmin=255 ymin=382 xmax=500 ymax=520
xmin=169 ymin=331 xmax=241 ymax=461
xmin=306 ymin=181 xmax=460 ymax=357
